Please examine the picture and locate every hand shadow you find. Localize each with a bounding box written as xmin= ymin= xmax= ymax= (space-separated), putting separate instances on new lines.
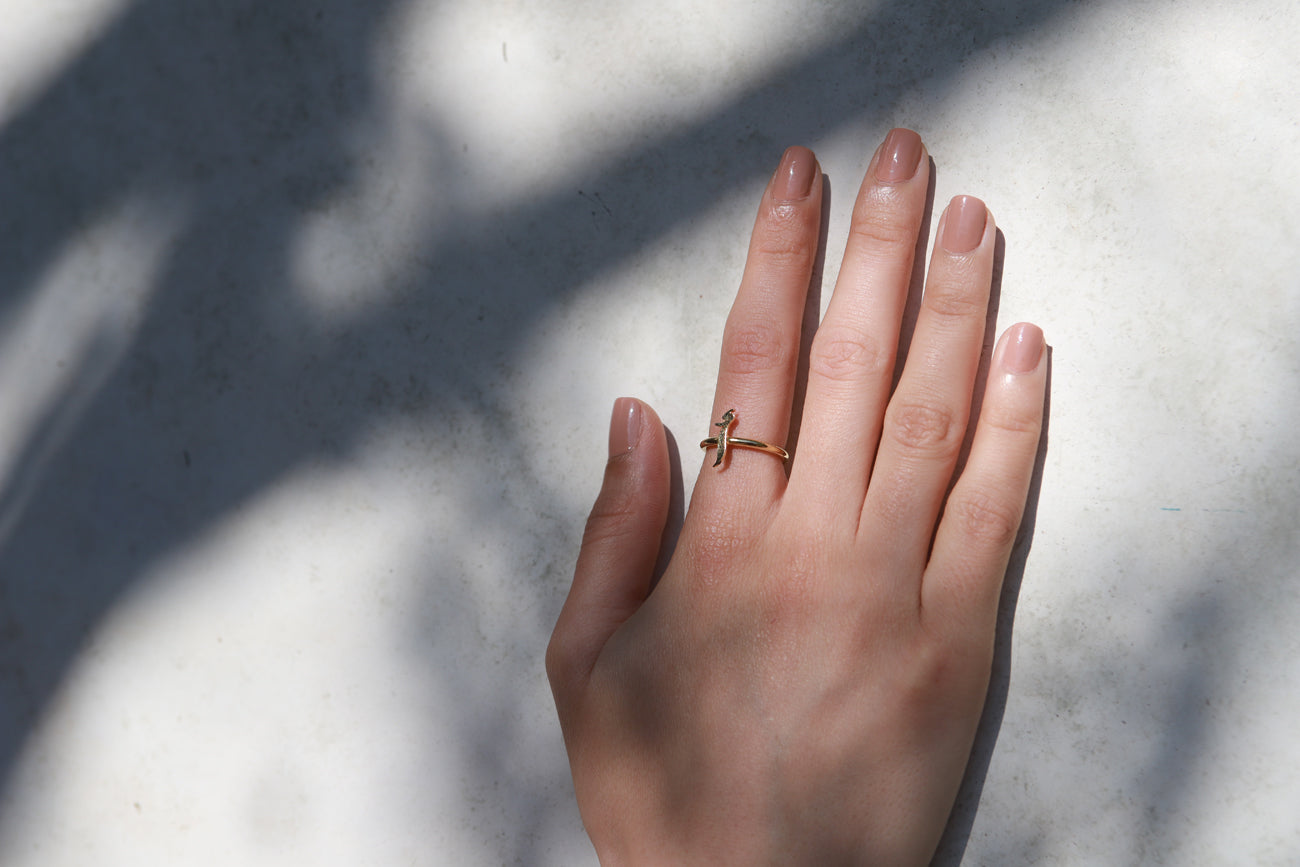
xmin=932 ymin=338 xmax=1053 ymax=866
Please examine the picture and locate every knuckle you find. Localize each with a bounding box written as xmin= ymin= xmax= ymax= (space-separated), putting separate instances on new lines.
xmin=683 ymin=524 xmax=753 ymax=591
xmin=945 ymin=488 xmax=1022 ymax=549
xmin=545 ymin=618 xmax=584 ymax=690
xmin=899 ymin=636 xmax=989 ymax=715
xmin=544 ymin=630 xmax=570 ymax=684
xmin=722 ymin=319 xmax=789 ymax=375
xmin=580 ymin=480 xmax=639 ymax=550
xmin=983 ymin=402 xmax=1043 ymax=438
xmin=808 ymin=327 xmax=891 ymax=384
xmin=889 ymin=640 xmax=955 ymax=717
xmin=923 ymin=279 xmax=988 ymax=320
xmin=846 ymin=201 xmax=917 ymax=252
xmin=756 ymin=529 xmax=834 ymax=623
xmin=907 ymin=641 xmax=953 ymax=691
xmin=886 ymin=397 xmax=964 ymax=458
xmin=774 ymin=531 xmax=825 ymax=590
xmin=753 ymin=204 xmax=817 ymax=261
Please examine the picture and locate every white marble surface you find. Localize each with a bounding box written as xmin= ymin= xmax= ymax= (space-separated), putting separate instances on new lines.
xmin=1 ymin=0 xmax=1297 ymax=863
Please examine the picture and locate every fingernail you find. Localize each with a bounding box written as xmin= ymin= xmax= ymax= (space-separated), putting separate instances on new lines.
xmin=941 ymin=195 xmax=987 ymax=254
xmin=609 ymin=397 xmax=641 ymax=456
xmin=774 ymin=146 xmax=816 ymax=201
xmin=876 ymin=128 xmax=922 ymax=182
xmin=1001 ymin=323 xmax=1044 ymax=374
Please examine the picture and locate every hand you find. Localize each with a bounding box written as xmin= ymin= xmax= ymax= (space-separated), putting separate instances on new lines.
xmin=547 ymin=129 xmax=1047 ymax=865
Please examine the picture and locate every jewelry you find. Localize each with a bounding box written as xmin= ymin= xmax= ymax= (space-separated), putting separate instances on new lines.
xmin=699 ymin=409 xmax=789 ymax=468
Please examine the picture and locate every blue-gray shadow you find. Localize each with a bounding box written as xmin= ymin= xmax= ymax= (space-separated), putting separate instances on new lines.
xmin=0 ymin=0 xmax=1086 ymax=860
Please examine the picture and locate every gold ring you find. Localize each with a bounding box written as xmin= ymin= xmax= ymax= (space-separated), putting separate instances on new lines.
xmin=699 ymin=409 xmax=789 ymax=468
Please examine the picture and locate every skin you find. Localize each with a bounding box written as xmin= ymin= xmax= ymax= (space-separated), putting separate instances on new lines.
xmin=547 ymin=129 xmax=1048 ymax=865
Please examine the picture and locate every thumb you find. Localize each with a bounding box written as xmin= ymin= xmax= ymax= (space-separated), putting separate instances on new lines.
xmin=546 ymin=397 xmax=670 ymax=696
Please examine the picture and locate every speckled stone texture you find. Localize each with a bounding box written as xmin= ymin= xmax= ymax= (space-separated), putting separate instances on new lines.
xmin=1 ymin=0 xmax=1297 ymax=863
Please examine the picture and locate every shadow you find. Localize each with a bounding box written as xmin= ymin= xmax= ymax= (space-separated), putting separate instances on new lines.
xmin=0 ymin=0 xmax=1086 ymax=859
xmin=948 ymin=227 xmax=1007 ymax=503
xmin=652 ymin=424 xmax=685 ymax=592
xmin=933 ymin=345 xmax=1052 ymax=866
xmin=786 ymin=173 xmax=832 ymax=463
xmin=1129 ymin=590 xmax=1231 ymax=864
xmin=1 ymin=0 xmax=405 ymax=772
xmin=893 ymin=155 xmax=939 ymax=390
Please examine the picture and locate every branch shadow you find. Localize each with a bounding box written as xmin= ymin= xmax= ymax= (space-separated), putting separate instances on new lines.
xmin=0 ymin=0 xmax=1086 ymax=859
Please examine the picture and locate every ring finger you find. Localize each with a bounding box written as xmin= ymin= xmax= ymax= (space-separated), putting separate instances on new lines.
xmin=860 ymin=195 xmax=997 ymax=581
xmin=694 ymin=146 xmax=824 ymax=512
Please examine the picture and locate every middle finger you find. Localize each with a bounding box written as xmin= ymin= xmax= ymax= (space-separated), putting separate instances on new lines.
xmin=786 ymin=128 xmax=930 ymax=517
xmin=861 ymin=195 xmax=997 ymax=576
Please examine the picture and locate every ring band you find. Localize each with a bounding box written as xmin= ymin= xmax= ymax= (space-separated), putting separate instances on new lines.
xmin=699 ymin=409 xmax=790 ymax=468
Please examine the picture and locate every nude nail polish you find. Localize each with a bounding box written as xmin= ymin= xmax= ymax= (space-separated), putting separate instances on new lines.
xmin=876 ymin=128 xmax=923 ymax=182
xmin=1001 ymin=323 xmax=1044 ymax=374
xmin=774 ymin=146 xmax=816 ymax=201
xmin=609 ymin=397 xmax=641 ymax=456
xmin=941 ymin=195 xmax=987 ymax=254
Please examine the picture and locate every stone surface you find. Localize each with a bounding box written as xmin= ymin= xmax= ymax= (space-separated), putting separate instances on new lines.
xmin=1 ymin=0 xmax=1297 ymax=863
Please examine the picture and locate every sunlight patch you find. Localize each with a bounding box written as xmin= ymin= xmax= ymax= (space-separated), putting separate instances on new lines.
xmin=0 ymin=459 xmax=446 ymax=864
xmin=386 ymin=0 xmax=866 ymax=214
xmin=0 ymin=191 xmax=187 ymax=547
xmin=289 ymin=119 xmax=445 ymax=323
xmin=0 ymin=0 xmax=132 ymax=126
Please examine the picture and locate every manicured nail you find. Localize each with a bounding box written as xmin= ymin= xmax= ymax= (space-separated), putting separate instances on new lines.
xmin=876 ymin=128 xmax=922 ymax=182
xmin=1001 ymin=323 xmax=1044 ymax=374
xmin=609 ymin=397 xmax=641 ymax=456
xmin=941 ymin=195 xmax=987 ymax=254
xmin=774 ymin=146 xmax=816 ymax=201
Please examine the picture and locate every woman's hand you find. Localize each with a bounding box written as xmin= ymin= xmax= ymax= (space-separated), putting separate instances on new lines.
xmin=547 ymin=129 xmax=1047 ymax=865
